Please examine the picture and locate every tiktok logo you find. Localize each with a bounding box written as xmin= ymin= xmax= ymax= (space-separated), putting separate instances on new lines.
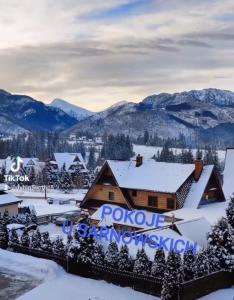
xmin=10 ymin=156 xmax=23 ymax=173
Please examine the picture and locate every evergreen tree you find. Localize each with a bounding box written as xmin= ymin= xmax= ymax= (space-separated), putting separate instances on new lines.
xmin=104 ymin=242 xmax=119 ymax=269
xmin=88 ymin=147 xmax=96 ymax=171
xmin=76 ymin=228 xmax=96 ymax=264
xmin=30 ymin=229 xmax=41 ymax=249
xmin=21 ymin=229 xmax=30 ymax=247
xmin=41 ymin=231 xmax=52 ymax=252
xmin=195 ymin=249 xmax=210 ymax=278
xmin=151 ymin=247 xmax=166 ymax=279
xmin=144 ymin=130 xmax=150 ymax=145
xmin=9 ymin=228 xmax=19 ymax=246
xmin=30 ymin=212 xmax=37 ymax=225
xmin=207 ymin=217 xmax=233 ymax=268
xmin=59 ymin=163 xmax=73 ymax=192
xmin=0 ymin=214 xmax=9 ymax=249
xmin=118 ymin=244 xmax=132 ymax=272
xmin=226 ymin=195 xmax=234 ymax=229
xmin=161 ymin=250 xmax=182 ymax=300
xmin=183 ymin=247 xmax=196 ymax=281
xmin=92 ymin=241 xmax=105 ymax=265
xmin=206 ymin=245 xmax=220 ymax=273
xmin=52 ymin=237 xmax=65 ymax=257
xmin=133 ymin=248 xmax=151 ymax=275
xmin=29 ymin=167 xmax=36 ymax=185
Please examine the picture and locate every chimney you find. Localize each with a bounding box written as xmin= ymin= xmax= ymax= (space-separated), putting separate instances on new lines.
xmin=136 ymin=154 xmax=143 ymax=167
xmin=194 ymin=159 xmax=203 ymax=181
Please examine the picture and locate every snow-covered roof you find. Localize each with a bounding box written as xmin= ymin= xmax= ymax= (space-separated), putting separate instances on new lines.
xmin=0 ymin=192 xmax=22 ymax=206
xmin=174 ymin=217 xmax=211 ymax=247
xmin=223 ymin=148 xmax=234 ymax=199
xmin=54 ymin=153 xmax=86 ymax=171
xmin=22 ymin=157 xmax=39 ymax=167
xmin=7 ymin=223 xmax=25 ymax=231
xmin=107 ymin=159 xmax=195 ymax=193
xmin=91 ymin=204 xmax=170 ymax=229
xmin=163 ymin=207 xmax=204 ymax=221
xmin=183 ymin=165 xmax=214 ymax=208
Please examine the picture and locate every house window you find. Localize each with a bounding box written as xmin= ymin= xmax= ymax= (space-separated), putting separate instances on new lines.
xmin=167 ymin=198 xmax=174 ymax=209
xmin=148 ymin=196 xmax=158 ymax=207
xmin=132 ymin=190 xmax=137 ymax=197
xmin=109 ymin=192 xmax=115 ymax=201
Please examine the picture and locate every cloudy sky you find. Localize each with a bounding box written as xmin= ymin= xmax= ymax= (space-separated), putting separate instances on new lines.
xmin=0 ymin=0 xmax=234 ymax=111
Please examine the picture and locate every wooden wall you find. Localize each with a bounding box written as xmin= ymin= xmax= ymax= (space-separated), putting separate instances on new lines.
xmin=88 ymin=184 xmax=126 ymax=204
xmin=0 ymin=204 xmax=19 ymax=216
xmin=127 ymin=190 xmax=176 ymax=210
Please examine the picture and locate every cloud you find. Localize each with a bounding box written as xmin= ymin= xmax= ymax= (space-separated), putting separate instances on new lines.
xmin=0 ymin=0 xmax=234 ymax=110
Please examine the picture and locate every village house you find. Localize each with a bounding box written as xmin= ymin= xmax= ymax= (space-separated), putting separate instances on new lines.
xmin=51 ymin=152 xmax=88 ymax=174
xmin=0 ymin=184 xmax=22 ymax=216
xmin=80 ymin=155 xmax=225 ymax=214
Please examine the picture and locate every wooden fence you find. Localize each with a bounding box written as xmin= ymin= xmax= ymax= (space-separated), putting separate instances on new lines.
xmin=9 ymin=244 xmax=234 ymax=300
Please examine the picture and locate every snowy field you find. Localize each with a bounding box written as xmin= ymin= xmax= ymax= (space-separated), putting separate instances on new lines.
xmin=0 ymin=250 xmax=233 ymax=300
xmin=133 ymin=144 xmax=226 ymax=162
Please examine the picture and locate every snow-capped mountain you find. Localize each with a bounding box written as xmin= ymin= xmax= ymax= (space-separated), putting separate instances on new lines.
xmin=49 ymin=98 xmax=94 ymax=121
xmin=63 ymin=88 xmax=234 ymax=146
xmin=0 ymin=90 xmax=77 ymax=134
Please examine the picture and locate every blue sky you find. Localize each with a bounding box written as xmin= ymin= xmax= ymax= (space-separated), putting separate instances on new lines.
xmin=0 ymin=0 xmax=234 ymax=111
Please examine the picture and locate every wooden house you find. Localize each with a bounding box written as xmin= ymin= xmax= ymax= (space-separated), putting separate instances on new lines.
xmin=0 ymin=184 xmax=22 ymax=216
xmin=80 ymin=155 xmax=225 ymax=214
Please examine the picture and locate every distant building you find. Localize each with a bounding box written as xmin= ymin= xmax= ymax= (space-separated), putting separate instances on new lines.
xmin=81 ymin=155 xmax=225 ymax=214
xmin=0 ymin=184 xmax=22 ymax=216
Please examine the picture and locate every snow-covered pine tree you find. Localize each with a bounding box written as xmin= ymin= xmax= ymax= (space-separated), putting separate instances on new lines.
xmin=30 ymin=229 xmax=41 ymax=249
xmin=72 ymin=163 xmax=86 ymax=189
xmin=87 ymin=147 xmax=96 ymax=171
xmin=207 ymin=217 xmax=233 ymax=269
xmin=77 ymin=230 xmax=95 ymax=264
xmin=9 ymin=228 xmax=19 ymax=246
xmin=118 ymin=244 xmax=133 ymax=272
xmin=195 ymin=249 xmax=210 ymax=278
xmin=104 ymin=242 xmax=119 ymax=269
xmin=133 ymin=248 xmax=151 ymax=276
xmin=30 ymin=212 xmax=37 ymax=225
xmin=0 ymin=214 xmax=9 ymax=249
xmin=3 ymin=210 xmax=10 ymax=225
xmin=183 ymin=247 xmax=196 ymax=281
xmin=226 ymin=195 xmax=234 ymax=229
xmin=20 ymin=229 xmax=30 ymax=248
xmin=161 ymin=250 xmax=182 ymax=300
xmin=206 ymin=245 xmax=220 ymax=273
xmin=92 ymin=241 xmax=105 ymax=265
xmin=151 ymin=247 xmax=166 ymax=279
xmin=40 ymin=231 xmax=52 ymax=252
xmin=59 ymin=163 xmax=73 ymax=192
xmin=52 ymin=237 xmax=65 ymax=257
xmin=29 ymin=167 xmax=36 ymax=185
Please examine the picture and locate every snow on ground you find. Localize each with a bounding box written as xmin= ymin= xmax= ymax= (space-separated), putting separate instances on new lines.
xmin=199 ymin=286 xmax=234 ymax=300
xmin=0 ymin=249 xmax=62 ymax=281
xmin=0 ymin=250 xmax=158 ymax=300
xmin=133 ymin=144 xmax=226 ymax=161
xmin=19 ymin=198 xmax=79 ymax=216
xmin=11 ymin=188 xmax=87 ymax=201
xmin=39 ymin=223 xmax=67 ymax=242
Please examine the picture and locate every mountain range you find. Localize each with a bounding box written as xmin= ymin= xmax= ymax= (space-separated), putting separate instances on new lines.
xmin=0 ymin=90 xmax=77 ymax=134
xmin=1 ymin=88 xmax=234 ymax=146
xmin=49 ymin=98 xmax=94 ymax=121
xmin=63 ymin=88 xmax=234 ymax=146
